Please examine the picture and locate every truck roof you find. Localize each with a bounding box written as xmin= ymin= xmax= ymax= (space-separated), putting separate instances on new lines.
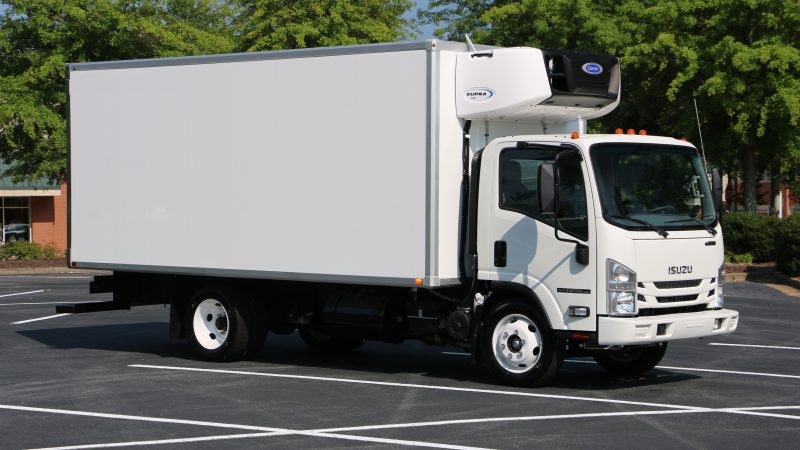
xmin=502 ymin=133 xmax=697 ymax=149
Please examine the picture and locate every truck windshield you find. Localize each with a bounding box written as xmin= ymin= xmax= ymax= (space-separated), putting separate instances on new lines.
xmin=590 ymin=143 xmax=716 ymax=231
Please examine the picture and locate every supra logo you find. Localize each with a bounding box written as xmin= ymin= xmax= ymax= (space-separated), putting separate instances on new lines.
xmin=464 ymin=87 xmax=494 ymax=102
xmin=668 ymin=265 xmax=693 ymax=275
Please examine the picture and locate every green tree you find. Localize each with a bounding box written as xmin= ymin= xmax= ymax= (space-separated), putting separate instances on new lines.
xmin=422 ymin=0 xmax=800 ymax=213
xmin=234 ymin=0 xmax=414 ymax=51
xmin=0 ymin=0 xmax=235 ymax=181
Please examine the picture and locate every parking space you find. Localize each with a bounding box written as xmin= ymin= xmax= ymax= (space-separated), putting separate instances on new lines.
xmin=1 ymin=275 xmax=799 ymax=449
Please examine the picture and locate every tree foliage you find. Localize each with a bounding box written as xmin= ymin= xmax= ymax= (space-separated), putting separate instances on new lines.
xmin=423 ymin=0 xmax=800 ymax=212
xmin=233 ymin=0 xmax=413 ymax=51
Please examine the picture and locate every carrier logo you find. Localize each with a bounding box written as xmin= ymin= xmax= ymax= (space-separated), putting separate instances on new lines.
xmin=668 ymin=265 xmax=693 ymax=275
xmin=582 ymin=62 xmax=603 ymax=75
xmin=464 ymin=87 xmax=495 ymax=102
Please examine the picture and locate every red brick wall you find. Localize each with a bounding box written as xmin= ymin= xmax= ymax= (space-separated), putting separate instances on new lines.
xmin=31 ymin=182 xmax=68 ymax=251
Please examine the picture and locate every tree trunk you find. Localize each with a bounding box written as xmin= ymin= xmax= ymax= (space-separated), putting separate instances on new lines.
xmin=743 ymin=149 xmax=757 ymax=213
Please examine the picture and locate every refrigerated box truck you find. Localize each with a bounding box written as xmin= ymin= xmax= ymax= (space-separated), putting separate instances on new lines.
xmin=64 ymin=40 xmax=738 ymax=385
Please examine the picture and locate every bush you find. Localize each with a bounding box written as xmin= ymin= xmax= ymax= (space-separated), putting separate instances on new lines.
xmin=775 ymin=215 xmax=800 ymax=276
xmin=720 ymin=212 xmax=779 ymax=262
xmin=0 ymin=241 xmax=64 ymax=260
xmin=725 ymin=253 xmax=753 ymax=263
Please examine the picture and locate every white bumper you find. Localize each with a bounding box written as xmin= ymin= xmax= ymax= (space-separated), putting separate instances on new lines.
xmin=598 ymin=309 xmax=738 ymax=345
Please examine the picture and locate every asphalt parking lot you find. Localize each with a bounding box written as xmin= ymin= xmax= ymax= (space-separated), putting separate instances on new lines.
xmin=1 ymin=275 xmax=799 ymax=449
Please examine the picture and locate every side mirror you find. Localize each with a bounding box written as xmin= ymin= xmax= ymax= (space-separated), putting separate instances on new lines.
xmin=712 ymin=168 xmax=723 ymax=213
xmin=537 ymin=163 xmax=556 ymax=214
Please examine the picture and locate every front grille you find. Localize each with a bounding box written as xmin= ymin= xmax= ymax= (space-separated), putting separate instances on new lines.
xmin=653 ymin=279 xmax=702 ymax=289
xmin=638 ymin=304 xmax=707 ymax=316
xmin=656 ymin=294 xmax=700 ymax=303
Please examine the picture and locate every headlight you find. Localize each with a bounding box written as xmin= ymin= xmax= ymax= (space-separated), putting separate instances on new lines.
xmin=607 ymin=259 xmax=637 ymax=315
xmin=712 ymin=265 xmax=725 ymax=309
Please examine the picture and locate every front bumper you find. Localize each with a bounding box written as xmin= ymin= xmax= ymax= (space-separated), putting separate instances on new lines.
xmin=598 ymin=308 xmax=738 ymax=345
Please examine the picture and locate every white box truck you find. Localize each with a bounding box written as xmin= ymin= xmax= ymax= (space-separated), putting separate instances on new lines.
xmin=64 ymin=40 xmax=738 ymax=385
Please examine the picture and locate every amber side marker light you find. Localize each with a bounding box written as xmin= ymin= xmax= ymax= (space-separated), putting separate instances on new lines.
xmin=626 ymin=129 xmax=636 ymax=135
xmin=415 ymin=278 xmax=423 ymax=285
xmin=614 ymin=128 xmax=624 ymax=134
xmin=571 ymin=131 xmax=579 ymax=139
xmin=639 ymin=129 xmax=647 ymax=135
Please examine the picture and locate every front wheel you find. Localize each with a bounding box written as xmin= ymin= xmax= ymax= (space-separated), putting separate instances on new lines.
xmin=593 ymin=343 xmax=668 ymax=376
xmin=481 ymin=300 xmax=561 ymax=386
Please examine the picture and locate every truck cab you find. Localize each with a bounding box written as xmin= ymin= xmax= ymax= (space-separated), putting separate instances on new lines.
xmin=470 ymin=133 xmax=738 ymax=383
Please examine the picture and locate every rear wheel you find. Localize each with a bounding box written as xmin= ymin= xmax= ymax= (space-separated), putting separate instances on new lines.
xmin=593 ymin=343 xmax=668 ymax=376
xmin=299 ymin=327 xmax=365 ymax=353
xmin=481 ymin=300 xmax=561 ymax=386
xmin=187 ymin=287 xmax=266 ymax=361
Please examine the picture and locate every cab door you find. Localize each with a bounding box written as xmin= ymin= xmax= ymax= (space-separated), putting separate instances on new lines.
xmin=478 ymin=142 xmax=597 ymax=331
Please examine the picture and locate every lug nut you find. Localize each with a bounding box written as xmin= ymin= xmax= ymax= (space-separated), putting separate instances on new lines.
xmin=513 ymin=330 xmax=518 ymax=335
xmin=503 ymin=332 xmax=509 ymax=339
xmin=507 ymin=353 xmax=513 ymax=359
xmin=500 ymin=344 xmax=506 ymax=350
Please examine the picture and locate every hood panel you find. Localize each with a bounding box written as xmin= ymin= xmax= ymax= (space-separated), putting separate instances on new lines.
xmin=634 ymin=237 xmax=721 ymax=281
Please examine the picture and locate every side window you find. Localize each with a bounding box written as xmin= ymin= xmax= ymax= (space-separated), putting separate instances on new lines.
xmin=499 ymin=147 xmax=589 ymax=241
xmin=499 ymin=148 xmax=557 ymax=219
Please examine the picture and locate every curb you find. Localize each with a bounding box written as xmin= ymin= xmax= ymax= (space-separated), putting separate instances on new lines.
xmin=725 ymin=270 xmax=800 ymax=291
xmin=0 ymin=267 xmax=110 ymax=275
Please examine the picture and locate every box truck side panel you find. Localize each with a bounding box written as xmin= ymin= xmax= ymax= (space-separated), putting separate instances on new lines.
xmin=69 ymin=50 xmax=431 ymax=284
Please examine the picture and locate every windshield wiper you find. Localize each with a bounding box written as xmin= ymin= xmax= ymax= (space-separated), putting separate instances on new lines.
xmin=607 ymin=214 xmax=669 ymax=238
xmin=665 ymin=217 xmax=717 ymax=236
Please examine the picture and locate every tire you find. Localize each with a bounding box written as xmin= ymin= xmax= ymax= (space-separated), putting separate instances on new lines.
xmin=299 ymin=327 xmax=365 ymax=353
xmin=481 ymin=299 xmax=561 ymax=386
xmin=186 ymin=287 xmax=266 ymax=361
xmin=593 ymin=343 xmax=668 ymax=376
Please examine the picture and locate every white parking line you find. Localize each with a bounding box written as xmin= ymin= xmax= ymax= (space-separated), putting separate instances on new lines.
xmin=129 ymin=364 xmax=710 ymax=411
xmin=0 ymin=404 xmax=488 ymax=450
xmin=709 ymin=343 xmax=800 ymax=351
xmin=0 ymin=289 xmax=45 ymax=298
xmin=565 ymin=359 xmax=800 ymax=380
xmin=11 ymin=313 xmax=72 ymax=325
xmin=32 ymin=432 xmax=285 ymax=450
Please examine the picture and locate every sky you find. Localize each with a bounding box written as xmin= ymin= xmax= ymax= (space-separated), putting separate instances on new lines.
xmin=408 ymin=0 xmax=438 ymax=39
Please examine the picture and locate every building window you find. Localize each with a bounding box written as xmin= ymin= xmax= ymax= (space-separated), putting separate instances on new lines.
xmin=1 ymin=197 xmax=30 ymax=243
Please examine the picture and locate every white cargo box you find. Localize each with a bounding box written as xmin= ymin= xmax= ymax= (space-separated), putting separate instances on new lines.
xmin=68 ymin=41 xmax=470 ymax=287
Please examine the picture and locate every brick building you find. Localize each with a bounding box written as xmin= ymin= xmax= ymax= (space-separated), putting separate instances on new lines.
xmin=0 ymin=164 xmax=67 ymax=250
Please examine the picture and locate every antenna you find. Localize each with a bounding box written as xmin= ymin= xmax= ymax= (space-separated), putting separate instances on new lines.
xmin=693 ymin=97 xmax=708 ymax=172
xmin=465 ymin=34 xmax=477 ymax=52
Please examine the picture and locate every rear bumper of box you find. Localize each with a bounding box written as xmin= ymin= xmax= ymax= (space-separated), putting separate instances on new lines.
xmin=598 ymin=308 xmax=738 ymax=345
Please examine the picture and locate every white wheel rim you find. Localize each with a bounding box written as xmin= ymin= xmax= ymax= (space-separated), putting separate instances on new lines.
xmin=192 ymin=298 xmax=229 ymax=350
xmin=491 ymin=313 xmax=543 ymax=373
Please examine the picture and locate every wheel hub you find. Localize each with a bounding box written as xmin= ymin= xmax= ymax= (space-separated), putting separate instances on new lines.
xmin=491 ymin=314 xmax=543 ymax=373
xmin=507 ymin=335 xmax=523 ymax=352
xmin=192 ymin=299 xmax=230 ymax=350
